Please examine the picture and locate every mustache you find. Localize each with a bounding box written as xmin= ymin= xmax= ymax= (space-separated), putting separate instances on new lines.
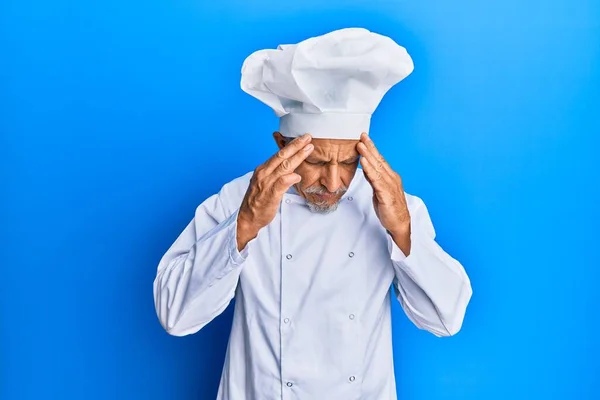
xmin=303 ymin=185 xmax=348 ymax=195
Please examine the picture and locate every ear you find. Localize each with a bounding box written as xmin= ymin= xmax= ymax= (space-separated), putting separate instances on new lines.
xmin=273 ymin=131 xmax=287 ymax=150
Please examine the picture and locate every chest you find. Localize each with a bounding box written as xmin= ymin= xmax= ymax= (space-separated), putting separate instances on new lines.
xmin=240 ymin=198 xmax=394 ymax=305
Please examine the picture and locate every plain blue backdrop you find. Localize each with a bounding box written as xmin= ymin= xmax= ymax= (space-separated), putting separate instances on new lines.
xmin=2 ymin=0 xmax=599 ymax=399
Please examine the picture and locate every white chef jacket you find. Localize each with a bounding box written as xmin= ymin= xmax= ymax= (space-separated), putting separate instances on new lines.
xmin=154 ymin=168 xmax=472 ymax=400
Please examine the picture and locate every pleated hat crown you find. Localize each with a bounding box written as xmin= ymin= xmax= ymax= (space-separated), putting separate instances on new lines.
xmin=240 ymin=27 xmax=414 ymax=140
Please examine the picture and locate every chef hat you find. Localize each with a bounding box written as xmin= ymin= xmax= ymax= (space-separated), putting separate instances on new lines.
xmin=240 ymin=27 xmax=414 ymax=140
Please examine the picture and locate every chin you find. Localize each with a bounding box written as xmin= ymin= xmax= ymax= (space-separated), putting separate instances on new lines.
xmin=306 ymin=197 xmax=342 ymax=214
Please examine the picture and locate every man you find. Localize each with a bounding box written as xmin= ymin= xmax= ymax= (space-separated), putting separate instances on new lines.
xmin=154 ymin=28 xmax=472 ymax=399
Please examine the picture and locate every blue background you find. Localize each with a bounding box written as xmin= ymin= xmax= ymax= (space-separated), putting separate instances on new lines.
xmin=2 ymin=0 xmax=599 ymax=399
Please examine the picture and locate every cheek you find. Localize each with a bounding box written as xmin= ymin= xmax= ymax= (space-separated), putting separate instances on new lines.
xmin=341 ymin=165 xmax=359 ymax=186
xmin=295 ymin=164 xmax=320 ymax=187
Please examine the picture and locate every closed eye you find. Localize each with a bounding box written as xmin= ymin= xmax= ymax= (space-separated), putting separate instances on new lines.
xmin=341 ymin=157 xmax=360 ymax=165
xmin=305 ymin=160 xmax=327 ymax=166
xmin=304 ymin=157 xmax=359 ymax=165
xmin=305 ymin=158 xmax=358 ymax=166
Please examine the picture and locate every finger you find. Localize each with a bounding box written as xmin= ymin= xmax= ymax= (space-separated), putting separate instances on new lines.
xmin=360 ymin=156 xmax=390 ymax=193
xmin=357 ymin=143 xmax=393 ymax=179
xmin=272 ymin=143 xmax=314 ymax=179
xmin=360 ymin=132 xmax=384 ymax=160
xmin=357 ymin=142 xmax=389 ymax=176
xmin=358 ymin=133 xmax=392 ymax=174
xmin=264 ymin=134 xmax=312 ymax=174
xmin=272 ymin=173 xmax=302 ymax=195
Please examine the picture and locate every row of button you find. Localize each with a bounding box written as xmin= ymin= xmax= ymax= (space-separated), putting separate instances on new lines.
xmin=282 ymin=194 xmax=356 ymax=390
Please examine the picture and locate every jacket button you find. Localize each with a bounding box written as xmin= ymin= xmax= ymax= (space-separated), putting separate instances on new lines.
xmin=284 ymin=318 xmax=290 ymax=323
xmin=348 ymin=196 xmax=353 ymax=201
xmin=348 ymin=252 xmax=354 ymax=258
xmin=286 ymin=382 xmax=293 ymax=387
xmin=349 ymin=376 xmax=356 ymax=382
xmin=286 ymin=254 xmax=292 ymax=260
xmin=285 ymin=199 xmax=291 ymax=204
xmin=349 ymin=314 xmax=355 ymax=320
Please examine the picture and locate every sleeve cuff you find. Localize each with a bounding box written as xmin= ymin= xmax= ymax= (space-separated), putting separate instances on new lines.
xmin=228 ymin=208 xmax=251 ymax=266
xmin=386 ymin=229 xmax=409 ymax=262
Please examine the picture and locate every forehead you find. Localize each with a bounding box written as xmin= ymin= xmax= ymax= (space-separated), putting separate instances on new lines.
xmin=309 ymin=138 xmax=359 ymax=160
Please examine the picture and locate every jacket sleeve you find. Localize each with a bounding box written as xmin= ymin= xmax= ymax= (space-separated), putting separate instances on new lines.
xmin=388 ymin=196 xmax=472 ymax=337
xmin=153 ymin=180 xmax=255 ymax=337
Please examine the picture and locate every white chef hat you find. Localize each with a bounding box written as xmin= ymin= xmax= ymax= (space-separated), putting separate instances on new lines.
xmin=240 ymin=27 xmax=414 ymax=140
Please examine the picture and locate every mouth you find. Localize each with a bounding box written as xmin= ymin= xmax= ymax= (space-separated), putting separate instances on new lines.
xmin=313 ymin=192 xmax=336 ymax=201
xmin=302 ymin=185 xmax=348 ymax=203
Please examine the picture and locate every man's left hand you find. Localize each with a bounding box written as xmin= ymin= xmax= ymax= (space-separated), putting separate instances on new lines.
xmin=357 ymin=132 xmax=412 ymax=256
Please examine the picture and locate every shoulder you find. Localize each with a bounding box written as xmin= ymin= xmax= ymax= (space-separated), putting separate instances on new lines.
xmin=216 ymin=170 xmax=254 ymax=214
xmin=404 ymin=193 xmax=436 ymax=239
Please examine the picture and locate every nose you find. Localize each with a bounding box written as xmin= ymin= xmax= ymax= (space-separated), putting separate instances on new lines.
xmin=320 ymin=165 xmax=343 ymax=193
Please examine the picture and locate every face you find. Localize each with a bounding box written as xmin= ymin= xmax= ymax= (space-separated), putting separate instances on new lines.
xmin=274 ymin=132 xmax=360 ymax=214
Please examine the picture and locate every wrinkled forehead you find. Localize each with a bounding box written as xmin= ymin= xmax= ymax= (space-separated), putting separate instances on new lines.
xmin=309 ymin=138 xmax=360 ymax=161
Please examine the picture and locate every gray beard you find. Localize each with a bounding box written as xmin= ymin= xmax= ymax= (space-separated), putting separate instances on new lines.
xmin=303 ymin=185 xmax=348 ymax=214
xmin=306 ymin=200 xmax=340 ymax=214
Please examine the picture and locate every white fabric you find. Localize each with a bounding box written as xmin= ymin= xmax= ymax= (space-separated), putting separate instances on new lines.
xmin=153 ymin=169 xmax=472 ymax=400
xmin=240 ymin=28 xmax=414 ymax=140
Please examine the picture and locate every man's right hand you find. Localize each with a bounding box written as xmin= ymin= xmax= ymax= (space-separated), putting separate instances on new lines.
xmin=235 ymin=134 xmax=314 ymax=252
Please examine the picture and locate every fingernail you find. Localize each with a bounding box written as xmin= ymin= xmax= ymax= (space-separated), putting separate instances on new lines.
xmin=304 ymin=144 xmax=314 ymax=152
